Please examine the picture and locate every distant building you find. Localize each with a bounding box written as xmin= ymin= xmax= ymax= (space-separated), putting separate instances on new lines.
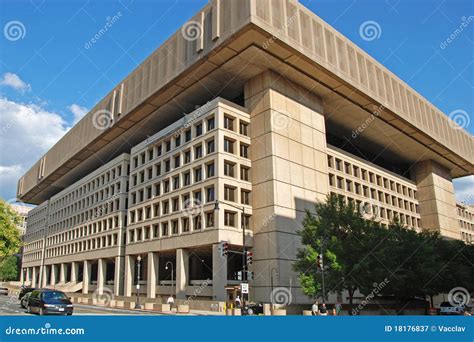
xmin=10 ymin=203 xmax=33 ymax=236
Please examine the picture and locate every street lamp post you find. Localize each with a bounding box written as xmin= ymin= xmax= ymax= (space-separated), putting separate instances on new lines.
xmin=320 ymin=238 xmax=326 ymax=304
xmin=214 ymin=200 xmax=248 ymax=307
xmin=270 ymin=267 xmax=279 ymax=309
xmin=135 ymin=255 xmax=142 ymax=309
xmin=165 ymin=261 xmax=174 ymax=301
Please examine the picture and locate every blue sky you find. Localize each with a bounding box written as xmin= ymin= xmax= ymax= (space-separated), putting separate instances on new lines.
xmin=0 ymin=0 xmax=473 ymax=203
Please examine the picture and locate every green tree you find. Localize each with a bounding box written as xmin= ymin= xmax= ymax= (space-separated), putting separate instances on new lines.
xmin=0 ymin=255 xmax=19 ymax=281
xmin=0 ymin=199 xmax=22 ymax=261
xmin=294 ymin=194 xmax=389 ymax=314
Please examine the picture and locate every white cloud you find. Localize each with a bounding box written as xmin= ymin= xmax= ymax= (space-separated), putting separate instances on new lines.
xmin=68 ymin=104 xmax=88 ymax=124
xmin=0 ymin=72 xmax=31 ymax=92
xmin=453 ymin=175 xmax=474 ymax=205
xmin=0 ymin=97 xmax=69 ymax=201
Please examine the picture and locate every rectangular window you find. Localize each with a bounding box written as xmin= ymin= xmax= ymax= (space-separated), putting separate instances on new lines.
xmin=185 ymin=129 xmax=192 ymax=142
xmin=172 ymin=198 xmax=179 ymax=212
xmin=193 ymin=215 xmax=202 ymax=230
xmin=224 ymin=138 xmax=234 ymax=154
xmin=224 ymin=186 xmax=236 ymax=202
xmin=194 ymin=144 xmax=203 ymax=159
xmin=174 ymin=155 xmax=181 ymax=168
xmin=175 ymin=135 xmax=181 ymax=147
xmin=240 ymin=166 xmax=250 ymax=181
xmin=205 ymin=211 xmax=214 ymax=228
xmin=172 ymin=220 xmax=179 ymax=234
xmin=241 ymin=190 xmax=250 ymax=205
xmin=195 ymin=123 xmax=203 ymax=137
xmin=161 ymin=222 xmax=168 ymax=236
xmin=207 ymin=117 xmax=215 ymax=130
xmin=239 ymin=121 xmax=249 ymax=136
xmin=194 ymin=167 xmax=202 ymax=182
xmin=183 ymin=172 xmax=191 ymax=186
xmin=224 ymin=115 xmax=234 ymax=130
xmin=224 ymin=161 xmax=235 ymax=177
xmin=182 ymin=218 xmax=190 ymax=232
xmin=173 ymin=176 xmax=180 ymax=190
xmin=165 ymin=140 xmax=171 ymax=152
xmin=207 ymin=162 xmax=215 ymax=178
xmin=240 ymin=143 xmax=249 ymax=158
xmin=164 ymin=159 xmax=171 ymax=172
xmin=207 ymin=139 xmax=215 ymax=153
xmin=224 ymin=211 xmax=236 ymax=227
xmin=206 ymin=186 xmax=215 ymax=202
xmin=184 ymin=150 xmax=191 ymax=164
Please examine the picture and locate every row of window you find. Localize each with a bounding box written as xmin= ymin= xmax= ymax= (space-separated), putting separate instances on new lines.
xmin=49 ymin=164 xmax=125 ymax=210
xmin=45 ymin=233 xmax=119 ymax=258
xmin=330 ymin=192 xmax=421 ymax=229
xmin=131 ymin=113 xmax=249 ymax=170
xmin=47 ymin=215 xmax=121 ymax=246
xmin=327 ymin=154 xmax=418 ymax=200
xmin=131 ymin=141 xmax=215 ymax=188
xmin=329 ymin=173 xmax=420 ymax=214
xmin=128 ymin=211 xmax=250 ymax=243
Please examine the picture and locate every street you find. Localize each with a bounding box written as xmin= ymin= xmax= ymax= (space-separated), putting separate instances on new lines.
xmin=0 ymin=294 xmax=163 ymax=316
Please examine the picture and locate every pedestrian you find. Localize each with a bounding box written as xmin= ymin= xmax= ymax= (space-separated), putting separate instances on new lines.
xmin=335 ymin=302 xmax=342 ymax=315
xmin=311 ymin=300 xmax=319 ymax=315
xmin=235 ymin=295 xmax=241 ymax=308
xmin=167 ymin=294 xmax=175 ymax=307
xmin=319 ymin=303 xmax=328 ymax=316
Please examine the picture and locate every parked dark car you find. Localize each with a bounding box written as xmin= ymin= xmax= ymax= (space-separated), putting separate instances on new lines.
xmin=27 ymin=290 xmax=73 ymax=315
xmin=242 ymin=302 xmax=264 ymax=315
xmin=18 ymin=286 xmax=35 ymax=300
xmin=21 ymin=292 xmax=32 ymax=309
xmin=0 ymin=287 xmax=8 ymax=296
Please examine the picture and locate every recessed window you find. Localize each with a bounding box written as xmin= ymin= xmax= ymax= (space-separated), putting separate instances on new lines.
xmin=224 ymin=115 xmax=234 ymax=130
xmin=195 ymin=123 xmax=203 ymax=137
xmin=240 ymin=166 xmax=249 ymax=181
xmin=239 ymin=121 xmax=249 ymax=136
xmin=206 ymin=186 xmax=215 ymax=202
xmin=207 ymin=163 xmax=215 ymax=178
xmin=224 ymin=138 xmax=234 ymax=154
xmin=241 ymin=190 xmax=250 ymax=205
xmin=185 ymin=129 xmax=192 ymax=142
xmin=224 ymin=161 xmax=235 ymax=177
xmin=240 ymin=143 xmax=249 ymax=158
xmin=224 ymin=185 xmax=236 ymax=202
xmin=194 ymin=144 xmax=203 ymax=159
xmin=207 ymin=139 xmax=215 ymax=154
xmin=224 ymin=211 xmax=236 ymax=227
xmin=207 ymin=117 xmax=215 ymax=130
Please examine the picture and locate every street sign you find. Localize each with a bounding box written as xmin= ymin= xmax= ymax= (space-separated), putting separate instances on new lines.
xmin=240 ymin=283 xmax=249 ymax=294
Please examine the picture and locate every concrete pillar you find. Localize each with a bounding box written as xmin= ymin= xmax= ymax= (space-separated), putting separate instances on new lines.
xmin=114 ymin=256 xmax=124 ymax=296
xmin=212 ymin=243 xmax=227 ymax=301
xmin=97 ymin=259 xmax=106 ymax=295
xmin=23 ymin=268 xmax=29 ymax=285
xmin=412 ymin=160 xmax=460 ymax=239
xmin=124 ymin=255 xmax=134 ymax=297
xmin=83 ymin=260 xmax=91 ymax=294
xmin=59 ymin=263 xmax=66 ymax=283
xmin=147 ymin=252 xmax=158 ymax=298
xmin=50 ymin=265 xmax=56 ymax=286
xmin=71 ymin=262 xmax=78 ymax=283
xmin=176 ymin=248 xmax=189 ymax=299
xmin=31 ymin=267 xmax=36 ymax=287
xmin=41 ymin=265 xmax=48 ymax=287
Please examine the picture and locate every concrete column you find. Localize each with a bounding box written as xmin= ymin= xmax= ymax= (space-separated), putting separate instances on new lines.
xmin=147 ymin=252 xmax=158 ymax=298
xmin=114 ymin=256 xmax=124 ymax=296
xmin=82 ymin=260 xmax=91 ymax=294
xmin=212 ymin=243 xmax=227 ymax=301
xmin=97 ymin=258 xmax=106 ymax=295
xmin=124 ymin=255 xmax=134 ymax=297
xmin=412 ymin=160 xmax=460 ymax=239
xmin=50 ymin=265 xmax=56 ymax=286
xmin=71 ymin=262 xmax=78 ymax=283
xmin=23 ymin=268 xmax=29 ymax=285
xmin=176 ymin=248 xmax=189 ymax=299
xmin=59 ymin=263 xmax=66 ymax=283
xmin=41 ymin=265 xmax=48 ymax=287
xmin=31 ymin=268 xmax=36 ymax=287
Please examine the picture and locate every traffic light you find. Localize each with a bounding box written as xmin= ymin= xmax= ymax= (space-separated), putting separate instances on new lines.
xmin=246 ymin=251 xmax=253 ymax=265
xmin=316 ymin=254 xmax=323 ymax=269
xmin=221 ymin=241 xmax=229 ymax=257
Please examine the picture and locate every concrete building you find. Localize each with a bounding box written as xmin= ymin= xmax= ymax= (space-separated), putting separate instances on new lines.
xmin=19 ymin=0 xmax=473 ymax=306
xmin=9 ymin=203 xmax=33 ymax=236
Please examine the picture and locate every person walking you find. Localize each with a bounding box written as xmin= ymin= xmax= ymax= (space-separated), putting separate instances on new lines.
xmin=235 ymin=295 xmax=242 ymax=308
xmin=167 ymin=294 xmax=175 ymax=307
xmin=311 ymin=300 xmax=319 ymax=315
xmin=319 ymin=303 xmax=328 ymax=316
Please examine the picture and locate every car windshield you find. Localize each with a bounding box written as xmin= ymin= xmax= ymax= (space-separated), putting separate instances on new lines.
xmin=42 ymin=291 xmax=67 ymax=300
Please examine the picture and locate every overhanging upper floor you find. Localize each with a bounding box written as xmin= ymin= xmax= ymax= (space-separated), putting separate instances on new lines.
xmin=17 ymin=0 xmax=474 ymax=204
